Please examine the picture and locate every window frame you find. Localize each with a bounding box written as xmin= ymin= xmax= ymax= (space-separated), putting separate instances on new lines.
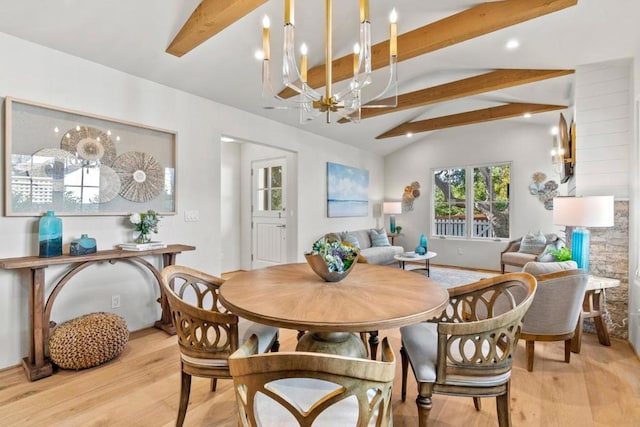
xmin=431 ymin=161 xmax=511 ymax=241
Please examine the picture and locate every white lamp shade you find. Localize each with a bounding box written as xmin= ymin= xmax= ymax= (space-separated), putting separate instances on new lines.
xmin=553 ymin=196 xmax=614 ymax=227
xmin=383 ymin=202 xmax=402 ymax=215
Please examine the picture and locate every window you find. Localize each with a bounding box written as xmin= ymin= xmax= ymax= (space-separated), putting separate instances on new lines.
xmin=433 ymin=163 xmax=510 ymax=239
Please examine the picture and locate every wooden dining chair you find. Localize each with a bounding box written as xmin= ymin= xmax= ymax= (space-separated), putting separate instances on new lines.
xmin=229 ymin=334 xmax=396 ymax=427
xmin=400 ymin=273 xmax=537 ymax=427
xmin=160 ymin=265 xmax=280 ymax=427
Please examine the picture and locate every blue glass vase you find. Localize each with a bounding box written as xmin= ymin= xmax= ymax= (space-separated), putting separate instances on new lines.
xmin=419 ymin=234 xmax=427 ymax=249
xmin=70 ymin=234 xmax=97 ymax=256
xmin=39 ymin=211 xmax=62 ymax=257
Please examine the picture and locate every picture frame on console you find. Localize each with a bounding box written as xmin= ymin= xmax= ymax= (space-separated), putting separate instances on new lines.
xmin=4 ymin=97 xmax=176 ymax=216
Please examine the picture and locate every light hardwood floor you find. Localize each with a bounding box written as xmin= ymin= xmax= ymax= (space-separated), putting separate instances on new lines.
xmin=0 ymin=326 xmax=639 ymax=426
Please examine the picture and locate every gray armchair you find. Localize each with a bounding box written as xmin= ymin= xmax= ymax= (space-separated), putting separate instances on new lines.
xmin=520 ymin=262 xmax=588 ymax=371
xmin=500 ymin=233 xmax=564 ymax=273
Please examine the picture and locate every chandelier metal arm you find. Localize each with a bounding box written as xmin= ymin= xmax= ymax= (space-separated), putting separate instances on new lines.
xmin=262 ymin=0 xmax=396 ymax=124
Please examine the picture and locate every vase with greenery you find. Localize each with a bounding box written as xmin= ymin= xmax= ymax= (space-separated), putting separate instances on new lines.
xmin=129 ymin=210 xmax=160 ymax=243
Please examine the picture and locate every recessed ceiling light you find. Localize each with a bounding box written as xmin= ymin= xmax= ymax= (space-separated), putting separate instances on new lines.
xmin=506 ymin=39 xmax=520 ymax=50
xmin=221 ymin=136 xmax=235 ymax=142
xmin=254 ymin=50 xmax=265 ymax=60
xmin=523 ymin=113 xmax=532 ymax=118
xmin=406 ymin=132 xmax=413 ymax=138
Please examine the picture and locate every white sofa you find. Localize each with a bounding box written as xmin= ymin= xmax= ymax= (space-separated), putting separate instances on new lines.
xmin=325 ymin=229 xmax=404 ymax=265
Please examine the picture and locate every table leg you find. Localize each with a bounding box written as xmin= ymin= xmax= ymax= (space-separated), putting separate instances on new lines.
xmin=296 ymin=332 xmax=368 ymax=358
xmin=571 ymin=312 xmax=584 ymax=354
xmin=425 ymin=258 xmax=430 ymax=277
xmin=572 ymin=289 xmax=611 ymax=354
xmin=154 ymin=253 xmax=180 ymax=335
xmin=23 ymin=267 xmax=53 ymax=381
xmin=592 ymin=289 xmax=611 ymax=346
xmin=368 ymin=331 xmax=379 ymax=360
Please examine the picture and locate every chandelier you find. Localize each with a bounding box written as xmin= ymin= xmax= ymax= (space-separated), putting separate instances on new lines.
xmin=261 ymin=0 xmax=398 ymax=124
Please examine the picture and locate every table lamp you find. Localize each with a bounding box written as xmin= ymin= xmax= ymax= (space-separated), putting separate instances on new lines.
xmin=383 ymin=202 xmax=402 ymax=233
xmin=552 ymin=196 xmax=614 ymax=271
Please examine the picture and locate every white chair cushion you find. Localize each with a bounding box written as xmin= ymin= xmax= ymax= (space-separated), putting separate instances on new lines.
xmin=181 ymin=318 xmax=278 ymax=368
xmin=401 ymin=322 xmax=510 ymax=387
xmin=254 ymin=378 xmax=389 ymax=426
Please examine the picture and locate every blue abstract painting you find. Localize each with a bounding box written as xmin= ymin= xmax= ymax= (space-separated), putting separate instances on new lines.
xmin=327 ymin=162 xmax=369 ymax=217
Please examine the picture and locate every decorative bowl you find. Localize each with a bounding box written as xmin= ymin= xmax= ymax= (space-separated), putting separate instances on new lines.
xmin=304 ymin=253 xmax=359 ymax=282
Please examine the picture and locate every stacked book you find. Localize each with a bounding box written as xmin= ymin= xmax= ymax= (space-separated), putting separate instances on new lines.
xmin=119 ymin=241 xmax=167 ymax=251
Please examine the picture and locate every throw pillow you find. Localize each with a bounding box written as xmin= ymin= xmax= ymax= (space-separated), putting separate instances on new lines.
xmin=342 ymin=232 xmax=360 ymax=248
xmin=519 ymin=231 xmax=547 ymax=254
xmin=370 ymin=228 xmax=390 ymax=247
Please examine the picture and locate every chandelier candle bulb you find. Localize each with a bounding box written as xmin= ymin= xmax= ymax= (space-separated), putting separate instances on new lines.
xmin=360 ymin=0 xmax=370 ymax=22
xmin=300 ymin=43 xmax=308 ymax=82
xmin=285 ymin=0 xmax=294 ymax=25
xmin=390 ymin=9 xmax=398 ymax=57
xmin=353 ymin=43 xmax=360 ymax=76
xmin=262 ymin=16 xmax=270 ymax=61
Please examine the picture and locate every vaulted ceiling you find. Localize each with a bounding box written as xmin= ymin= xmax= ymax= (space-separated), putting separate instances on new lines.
xmin=0 ymin=0 xmax=638 ymax=155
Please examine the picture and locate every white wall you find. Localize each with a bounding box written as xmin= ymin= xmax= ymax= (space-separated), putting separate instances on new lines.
xmin=220 ymin=141 xmax=242 ymax=272
xmin=575 ymin=58 xmax=637 ymax=354
xmin=384 ymin=121 xmax=568 ymax=270
xmin=574 ymin=59 xmax=633 ymax=199
xmin=0 ymin=32 xmax=385 ymax=369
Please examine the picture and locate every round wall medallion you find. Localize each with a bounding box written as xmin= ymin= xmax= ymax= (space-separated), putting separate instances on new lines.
xmin=30 ymin=147 xmax=78 ymax=178
xmin=61 ymin=126 xmax=116 ymax=165
xmin=112 ymin=151 xmax=163 ymax=202
xmin=76 ymin=138 xmax=106 ymax=161
xmin=98 ymin=165 xmax=121 ymax=203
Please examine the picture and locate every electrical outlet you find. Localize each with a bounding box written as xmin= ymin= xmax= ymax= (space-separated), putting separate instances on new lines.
xmin=111 ymin=294 xmax=121 ymax=309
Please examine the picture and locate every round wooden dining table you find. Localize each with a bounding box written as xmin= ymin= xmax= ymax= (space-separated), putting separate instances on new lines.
xmin=219 ymin=262 xmax=449 ymax=358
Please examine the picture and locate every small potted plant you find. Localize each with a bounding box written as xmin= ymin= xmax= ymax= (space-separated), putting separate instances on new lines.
xmin=548 ymin=247 xmax=572 ymax=262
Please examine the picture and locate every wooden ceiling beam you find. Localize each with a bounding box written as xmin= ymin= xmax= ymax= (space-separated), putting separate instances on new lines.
xmin=376 ymin=103 xmax=567 ymax=139
xmin=338 ymin=69 xmax=574 ymax=123
xmin=279 ymin=0 xmax=577 ymax=99
xmin=167 ymin=0 xmax=268 ymax=57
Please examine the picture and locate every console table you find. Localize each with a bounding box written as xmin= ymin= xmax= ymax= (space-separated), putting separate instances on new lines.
xmin=0 ymin=244 xmax=195 ymax=381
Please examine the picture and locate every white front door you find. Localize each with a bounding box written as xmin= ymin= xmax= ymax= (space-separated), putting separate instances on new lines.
xmin=251 ymin=158 xmax=287 ymax=269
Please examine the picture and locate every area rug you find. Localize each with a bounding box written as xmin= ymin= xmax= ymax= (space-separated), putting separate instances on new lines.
xmin=404 ymin=264 xmax=498 ymax=289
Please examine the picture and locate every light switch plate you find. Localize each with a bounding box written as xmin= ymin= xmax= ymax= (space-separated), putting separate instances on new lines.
xmin=184 ymin=210 xmax=200 ymax=222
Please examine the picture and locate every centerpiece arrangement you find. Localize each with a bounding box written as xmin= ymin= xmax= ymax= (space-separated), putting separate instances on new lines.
xmin=129 ymin=210 xmax=160 ymax=243
xmin=305 ymin=237 xmax=360 ymax=282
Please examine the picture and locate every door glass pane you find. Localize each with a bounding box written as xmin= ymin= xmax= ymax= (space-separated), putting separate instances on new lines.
xmin=257 ymin=190 xmax=268 ymax=211
xmin=271 ymin=166 xmax=282 ymax=187
xmin=257 ymin=167 xmax=268 ymax=189
xmin=271 ymin=189 xmax=282 ymax=211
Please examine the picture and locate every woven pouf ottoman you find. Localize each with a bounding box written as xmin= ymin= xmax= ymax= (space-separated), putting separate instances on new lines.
xmin=49 ymin=312 xmax=129 ymax=370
